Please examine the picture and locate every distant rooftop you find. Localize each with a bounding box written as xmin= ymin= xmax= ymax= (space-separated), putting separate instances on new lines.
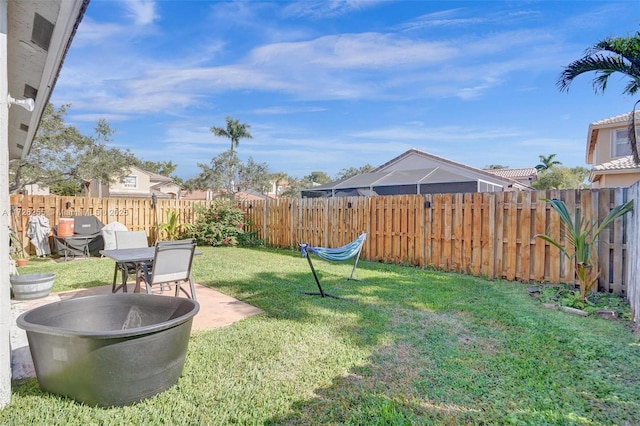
xmin=484 ymin=168 xmax=537 ymax=179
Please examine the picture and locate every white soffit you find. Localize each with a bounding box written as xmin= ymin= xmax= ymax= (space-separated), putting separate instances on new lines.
xmin=7 ymin=0 xmax=88 ymax=160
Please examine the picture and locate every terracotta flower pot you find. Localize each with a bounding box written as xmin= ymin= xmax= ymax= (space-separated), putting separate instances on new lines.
xmin=16 ymin=258 xmax=29 ymax=267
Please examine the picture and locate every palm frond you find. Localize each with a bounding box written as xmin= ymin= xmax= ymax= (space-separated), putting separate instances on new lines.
xmin=630 ymin=100 xmax=640 ymax=165
xmin=557 ymin=38 xmax=640 ymax=94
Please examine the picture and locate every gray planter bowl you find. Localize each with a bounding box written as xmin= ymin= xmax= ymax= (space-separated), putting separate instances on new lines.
xmin=10 ymin=273 xmax=55 ymax=300
xmin=17 ymin=294 xmax=200 ymax=407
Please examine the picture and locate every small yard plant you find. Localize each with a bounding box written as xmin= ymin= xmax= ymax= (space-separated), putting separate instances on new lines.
xmin=535 ymin=198 xmax=633 ymax=302
xmin=158 ymin=210 xmax=193 ymax=240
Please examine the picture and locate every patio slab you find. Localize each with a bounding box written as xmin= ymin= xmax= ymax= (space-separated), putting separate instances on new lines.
xmin=10 ymin=283 xmax=263 ymax=380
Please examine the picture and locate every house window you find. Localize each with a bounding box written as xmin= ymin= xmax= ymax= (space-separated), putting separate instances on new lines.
xmin=613 ymin=129 xmax=633 ymax=157
xmin=123 ymin=176 xmax=137 ymax=189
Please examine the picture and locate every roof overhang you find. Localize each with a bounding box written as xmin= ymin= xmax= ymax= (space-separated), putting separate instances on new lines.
xmin=7 ymin=0 xmax=89 ymax=160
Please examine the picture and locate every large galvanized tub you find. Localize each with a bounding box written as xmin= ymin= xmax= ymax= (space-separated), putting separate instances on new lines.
xmin=10 ymin=273 xmax=55 ymax=300
xmin=16 ymin=294 xmax=199 ymax=407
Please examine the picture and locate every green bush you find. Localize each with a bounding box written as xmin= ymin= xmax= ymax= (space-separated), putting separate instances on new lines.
xmin=192 ymin=200 xmax=262 ymax=247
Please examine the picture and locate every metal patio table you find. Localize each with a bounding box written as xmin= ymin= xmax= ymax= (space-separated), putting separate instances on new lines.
xmin=100 ymin=247 xmax=156 ymax=293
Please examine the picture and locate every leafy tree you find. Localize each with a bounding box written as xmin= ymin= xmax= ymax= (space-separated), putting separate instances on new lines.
xmin=535 ymin=154 xmax=562 ymax=172
xmin=335 ymin=164 xmax=375 ymax=180
xmin=532 ymin=166 xmax=590 ymax=190
xmin=484 ymin=164 xmax=509 ymax=170
xmin=9 ymin=104 xmax=138 ymax=194
xmin=187 ymin=150 xmax=239 ymax=198
xmin=138 ymin=160 xmax=177 ymax=177
xmin=49 ymin=181 xmax=83 ymax=196
xmin=237 ymin=157 xmax=271 ymax=194
xmin=137 ymin=159 xmax=184 ymax=186
xmin=186 ymin=152 xmax=270 ymax=197
xmin=280 ymin=176 xmax=315 ymax=198
xmin=305 ymin=171 xmax=331 ymax=185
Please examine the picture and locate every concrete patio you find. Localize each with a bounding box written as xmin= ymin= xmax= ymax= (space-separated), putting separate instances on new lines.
xmin=10 ymin=283 xmax=263 ymax=380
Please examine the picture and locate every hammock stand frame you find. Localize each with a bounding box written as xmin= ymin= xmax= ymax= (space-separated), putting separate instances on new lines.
xmin=300 ymin=233 xmax=366 ymax=299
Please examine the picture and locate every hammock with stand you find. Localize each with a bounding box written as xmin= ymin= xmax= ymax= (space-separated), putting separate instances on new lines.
xmin=299 ymin=233 xmax=367 ymax=299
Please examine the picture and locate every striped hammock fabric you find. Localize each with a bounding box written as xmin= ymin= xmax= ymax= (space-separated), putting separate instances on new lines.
xmin=300 ymin=233 xmax=367 ymax=262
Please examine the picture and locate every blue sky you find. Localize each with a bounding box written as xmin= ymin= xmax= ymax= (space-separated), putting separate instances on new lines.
xmin=52 ymin=0 xmax=640 ymax=180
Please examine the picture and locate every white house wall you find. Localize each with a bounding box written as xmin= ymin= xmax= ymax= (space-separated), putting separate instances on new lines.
xmin=109 ymin=168 xmax=151 ymax=196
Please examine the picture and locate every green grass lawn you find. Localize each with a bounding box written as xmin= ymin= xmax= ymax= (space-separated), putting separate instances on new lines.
xmin=3 ymin=247 xmax=640 ymax=425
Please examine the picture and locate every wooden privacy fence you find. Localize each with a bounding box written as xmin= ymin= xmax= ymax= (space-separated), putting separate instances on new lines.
xmin=238 ymin=188 xmax=630 ymax=294
xmin=9 ymin=188 xmax=630 ymax=295
xmin=8 ymin=194 xmax=207 ymax=246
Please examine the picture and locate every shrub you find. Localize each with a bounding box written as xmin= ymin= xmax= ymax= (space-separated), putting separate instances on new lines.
xmin=192 ymin=200 xmax=262 ymax=247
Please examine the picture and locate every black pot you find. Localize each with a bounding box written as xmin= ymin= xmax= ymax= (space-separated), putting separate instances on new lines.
xmin=17 ymin=294 xmax=199 ymax=407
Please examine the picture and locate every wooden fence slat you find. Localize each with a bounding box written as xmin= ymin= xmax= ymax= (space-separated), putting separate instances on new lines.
xmin=519 ymin=191 xmax=532 ymax=283
xmin=471 ymin=193 xmax=482 ymax=276
xmin=462 ymin=193 xmax=473 ymax=275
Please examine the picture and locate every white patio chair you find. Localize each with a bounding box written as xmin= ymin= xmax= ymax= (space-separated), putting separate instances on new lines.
xmin=139 ymin=239 xmax=197 ymax=300
xmin=111 ymin=230 xmax=149 ymax=293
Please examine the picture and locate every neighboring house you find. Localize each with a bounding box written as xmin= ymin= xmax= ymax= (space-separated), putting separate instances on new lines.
xmin=266 ymin=179 xmax=290 ymax=198
xmin=181 ymin=189 xmax=217 ymax=201
xmin=586 ymin=111 xmax=640 ymax=188
xmin=302 ymin=148 xmax=530 ymax=198
xmin=181 ymin=178 xmax=287 ymax=201
xmin=19 ymin=184 xmax=50 ymax=195
xmin=86 ymin=166 xmax=181 ymax=199
xmin=485 ymin=168 xmax=538 ymax=186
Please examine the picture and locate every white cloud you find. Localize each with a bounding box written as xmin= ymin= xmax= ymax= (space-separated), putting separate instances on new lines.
xmin=122 ymin=0 xmax=158 ymax=25
xmin=283 ymin=0 xmax=384 ymax=18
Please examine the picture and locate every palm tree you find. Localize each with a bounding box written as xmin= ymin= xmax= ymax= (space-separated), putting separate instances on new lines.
xmin=557 ymin=31 xmax=640 ymax=96
xmin=210 ymin=117 xmax=253 ymax=198
xmin=630 ymin=100 xmax=640 ymax=164
xmin=210 ymin=116 xmax=253 ymax=154
xmin=557 ymin=32 xmax=640 ymax=163
xmin=535 ymin=154 xmax=562 ymax=172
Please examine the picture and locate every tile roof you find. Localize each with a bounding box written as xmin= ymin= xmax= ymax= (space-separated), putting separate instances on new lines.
xmin=590 ymin=110 xmax=640 ymax=127
xmin=593 ymin=155 xmax=640 ymax=171
xmin=484 ymin=168 xmax=537 ymax=179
